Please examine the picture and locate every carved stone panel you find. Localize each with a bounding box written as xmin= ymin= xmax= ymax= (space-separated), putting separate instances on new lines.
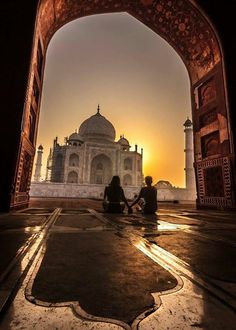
xmin=199 ymin=78 xmax=216 ymax=107
xmin=201 ymin=131 xmax=220 ymax=158
xmin=204 ymin=166 xmax=224 ymax=197
xmin=199 ymin=108 xmax=217 ymax=128
xmin=37 ymin=40 xmax=43 ymax=78
xmin=196 ymin=157 xmax=233 ymax=207
xmin=33 ymin=76 xmax=40 ymax=105
xmin=29 ymin=106 xmax=37 ymax=144
xmin=19 ymin=151 xmax=32 ymax=192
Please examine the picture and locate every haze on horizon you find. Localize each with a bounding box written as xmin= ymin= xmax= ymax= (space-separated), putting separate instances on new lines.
xmin=36 ymin=12 xmax=191 ymax=187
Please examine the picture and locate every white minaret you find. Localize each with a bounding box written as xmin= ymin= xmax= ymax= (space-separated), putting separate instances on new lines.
xmin=34 ymin=145 xmax=43 ymax=182
xmin=184 ymin=118 xmax=196 ymax=191
xmin=45 ymin=148 xmax=52 ymax=181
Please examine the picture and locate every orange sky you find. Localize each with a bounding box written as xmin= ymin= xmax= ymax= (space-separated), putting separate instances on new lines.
xmin=36 ymin=13 xmax=191 ymax=187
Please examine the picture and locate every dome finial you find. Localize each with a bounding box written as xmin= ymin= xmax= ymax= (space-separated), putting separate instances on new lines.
xmin=97 ymin=104 xmax=100 ymax=114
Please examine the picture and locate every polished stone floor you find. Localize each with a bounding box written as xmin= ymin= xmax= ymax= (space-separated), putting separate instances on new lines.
xmin=0 ymin=198 xmax=236 ymax=329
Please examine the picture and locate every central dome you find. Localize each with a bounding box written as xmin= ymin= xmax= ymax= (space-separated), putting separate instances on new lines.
xmin=79 ymin=105 xmax=116 ymax=142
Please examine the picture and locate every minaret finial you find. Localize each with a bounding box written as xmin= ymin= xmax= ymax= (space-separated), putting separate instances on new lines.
xmin=97 ymin=104 xmax=100 ymax=114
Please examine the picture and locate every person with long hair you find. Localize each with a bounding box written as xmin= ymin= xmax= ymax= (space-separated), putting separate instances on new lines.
xmin=130 ymin=176 xmax=157 ymax=214
xmin=103 ymin=175 xmax=131 ymax=213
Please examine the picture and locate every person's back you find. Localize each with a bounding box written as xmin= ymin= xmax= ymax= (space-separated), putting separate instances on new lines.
xmin=140 ymin=185 xmax=157 ymax=214
xmin=103 ymin=176 xmax=130 ymax=213
xmin=130 ymin=176 xmax=157 ymax=214
xmin=105 ymin=185 xmax=124 ymax=203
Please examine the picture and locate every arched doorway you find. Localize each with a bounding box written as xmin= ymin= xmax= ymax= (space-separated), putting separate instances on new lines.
xmin=67 ymin=171 xmax=78 ymax=184
xmin=69 ymin=153 xmax=79 ymax=167
xmin=90 ymin=154 xmax=112 ymax=184
xmin=2 ymin=0 xmax=235 ymax=210
xmin=124 ymin=158 xmax=133 ymax=171
xmin=123 ymin=174 xmax=132 ymax=186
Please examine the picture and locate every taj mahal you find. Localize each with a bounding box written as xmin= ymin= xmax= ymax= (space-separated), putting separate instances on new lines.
xmin=30 ymin=106 xmax=196 ymax=202
xmin=46 ymin=105 xmax=143 ymax=186
xmin=31 ymin=105 xmax=144 ymax=199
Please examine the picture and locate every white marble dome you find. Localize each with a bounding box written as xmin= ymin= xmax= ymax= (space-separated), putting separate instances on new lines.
xmin=79 ymin=106 xmax=116 ymax=142
xmin=118 ymin=136 xmax=130 ymax=147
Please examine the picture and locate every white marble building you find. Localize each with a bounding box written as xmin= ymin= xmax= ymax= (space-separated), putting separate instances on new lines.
xmin=31 ymin=105 xmax=143 ymax=197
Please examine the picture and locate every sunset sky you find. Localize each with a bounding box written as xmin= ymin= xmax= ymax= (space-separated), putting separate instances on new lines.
xmin=36 ymin=12 xmax=191 ymax=187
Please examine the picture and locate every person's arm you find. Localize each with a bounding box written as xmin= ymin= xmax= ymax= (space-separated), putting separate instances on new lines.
xmin=130 ymin=189 xmax=143 ymax=207
xmin=121 ymin=188 xmax=129 ymax=207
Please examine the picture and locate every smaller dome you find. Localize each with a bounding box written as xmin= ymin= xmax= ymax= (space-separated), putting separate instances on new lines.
xmin=68 ymin=132 xmax=84 ymax=142
xmin=183 ymin=117 xmax=192 ymax=127
xmin=155 ymin=180 xmax=173 ymax=188
xmin=38 ymin=145 xmax=43 ymax=150
xmin=118 ymin=135 xmax=130 ymax=146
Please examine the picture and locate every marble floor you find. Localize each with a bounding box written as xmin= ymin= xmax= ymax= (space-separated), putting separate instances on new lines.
xmin=0 ymin=199 xmax=236 ymax=329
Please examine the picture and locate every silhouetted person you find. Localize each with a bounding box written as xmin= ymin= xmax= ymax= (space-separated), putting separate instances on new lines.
xmin=130 ymin=176 xmax=157 ymax=214
xmin=103 ymin=176 xmax=131 ymax=213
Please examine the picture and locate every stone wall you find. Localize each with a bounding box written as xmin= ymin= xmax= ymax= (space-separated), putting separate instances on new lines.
xmin=30 ymin=182 xmax=140 ymax=200
xmin=157 ymin=187 xmax=196 ymax=202
xmin=30 ymin=182 xmax=196 ymax=202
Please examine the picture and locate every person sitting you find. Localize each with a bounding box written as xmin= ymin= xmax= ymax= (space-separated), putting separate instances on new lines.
xmin=103 ymin=176 xmax=131 ymax=213
xmin=130 ymin=176 xmax=157 ymax=214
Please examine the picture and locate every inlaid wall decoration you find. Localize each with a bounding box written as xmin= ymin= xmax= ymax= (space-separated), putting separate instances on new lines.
xmin=204 ymin=166 xmax=224 ymax=197
xmin=199 ymin=109 xmax=217 ymax=128
xmin=29 ymin=106 xmax=37 ymax=144
xmin=196 ymin=157 xmax=233 ymax=207
xmin=201 ymin=131 xmax=220 ymax=158
xmin=19 ymin=152 xmax=32 ymax=193
xmin=38 ymin=0 xmax=221 ymax=83
xmin=198 ymin=78 xmax=216 ymax=107
xmin=33 ymin=77 xmax=40 ymax=105
xmin=37 ymin=40 xmax=43 ymax=78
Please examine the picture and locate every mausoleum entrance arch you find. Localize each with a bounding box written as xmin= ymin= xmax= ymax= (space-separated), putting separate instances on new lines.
xmin=90 ymin=154 xmax=112 ymax=185
xmin=8 ymin=0 xmax=235 ymax=210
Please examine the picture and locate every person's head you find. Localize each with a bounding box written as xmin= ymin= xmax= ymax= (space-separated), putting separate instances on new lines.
xmin=110 ymin=175 xmax=121 ymax=187
xmin=145 ymin=176 xmax=153 ymax=186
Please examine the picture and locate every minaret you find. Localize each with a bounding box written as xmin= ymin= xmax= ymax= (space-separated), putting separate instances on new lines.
xmin=45 ymin=148 xmax=52 ymax=181
xmin=184 ymin=118 xmax=196 ymax=191
xmin=34 ymin=145 xmax=43 ymax=182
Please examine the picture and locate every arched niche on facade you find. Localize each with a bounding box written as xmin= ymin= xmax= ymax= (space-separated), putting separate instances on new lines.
xmin=90 ymin=154 xmax=112 ymax=184
xmin=123 ymin=174 xmax=132 ymax=186
xmin=67 ymin=171 xmax=78 ymax=184
xmin=124 ymin=158 xmax=133 ymax=171
xmin=69 ymin=153 xmax=79 ymax=167
xmin=8 ymin=0 xmax=235 ymax=210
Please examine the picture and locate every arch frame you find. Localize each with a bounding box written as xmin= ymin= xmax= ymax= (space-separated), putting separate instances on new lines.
xmin=1 ymin=0 xmax=235 ymax=210
xmin=69 ymin=153 xmax=80 ymax=167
